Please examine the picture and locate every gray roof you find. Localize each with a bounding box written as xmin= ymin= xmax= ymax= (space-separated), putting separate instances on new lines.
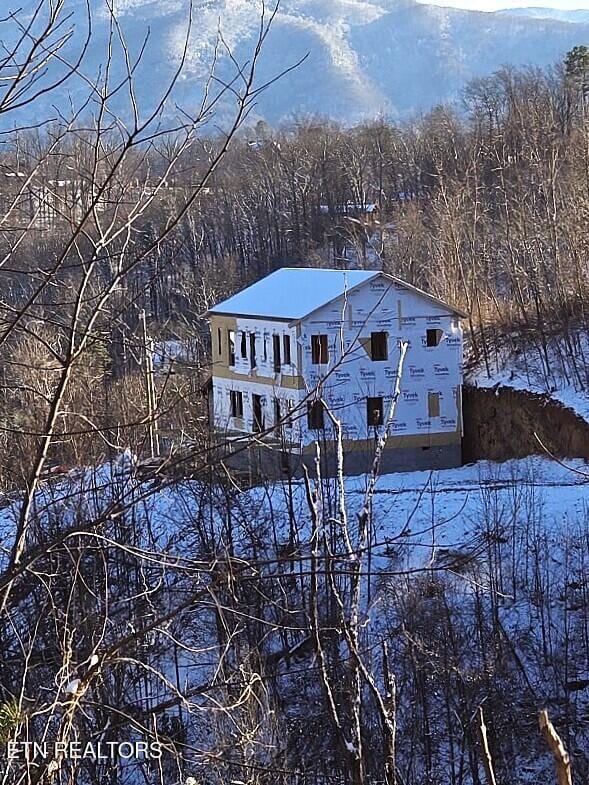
xmin=208 ymin=268 xmax=379 ymax=320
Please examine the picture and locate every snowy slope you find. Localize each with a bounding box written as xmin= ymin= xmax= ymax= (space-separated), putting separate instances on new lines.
xmin=3 ymin=451 xmax=588 ymax=780
xmin=468 ymin=335 xmax=589 ymax=423
xmin=8 ymin=0 xmax=589 ymax=126
xmin=248 ymin=455 xmax=589 ymax=572
xmin=4 ymin=451 xmax=588 ymax=572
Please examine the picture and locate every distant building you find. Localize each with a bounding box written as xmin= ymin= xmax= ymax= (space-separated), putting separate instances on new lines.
xmin=0 ymin=172 xmax=96 ymax=229
xmin=207 ymin=268 xmax=465 ymax=477
xmin=318 ymin=202 xmax=378 ymax=216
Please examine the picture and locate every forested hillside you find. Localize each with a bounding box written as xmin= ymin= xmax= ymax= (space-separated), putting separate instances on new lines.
xmin=8 ymin=55 xmax=589 ymax=474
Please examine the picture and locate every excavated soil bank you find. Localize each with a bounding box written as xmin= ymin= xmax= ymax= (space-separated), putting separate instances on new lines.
xmin=462 ymin=385 xmax=589 ymax=463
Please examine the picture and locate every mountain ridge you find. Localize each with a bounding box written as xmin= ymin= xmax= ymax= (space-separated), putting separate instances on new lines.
xmin=8 ymin=0 xmax=589 ymax=127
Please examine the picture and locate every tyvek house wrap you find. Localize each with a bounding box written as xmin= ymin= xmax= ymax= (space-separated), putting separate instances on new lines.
xmin=210 ymin=270 xmax=463 ymax=447
xmin=297 ymin=276 xmax=463 ymax=445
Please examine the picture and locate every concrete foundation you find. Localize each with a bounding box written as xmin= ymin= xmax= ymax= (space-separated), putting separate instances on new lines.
xmin=214 ymin=436 xmax=462 ymax=482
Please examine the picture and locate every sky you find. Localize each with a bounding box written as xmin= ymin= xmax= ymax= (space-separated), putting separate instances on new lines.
xmin=416 ymin=0 xmax=589 ymax=9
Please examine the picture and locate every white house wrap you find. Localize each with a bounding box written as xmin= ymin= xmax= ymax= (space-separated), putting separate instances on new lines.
xmin=207 ymin=268 xmax=465 ymax=476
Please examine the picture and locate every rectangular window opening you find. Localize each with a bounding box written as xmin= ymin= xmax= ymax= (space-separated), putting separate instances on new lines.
xmin=250 ymin=333 xmax=257 ymax=369
xmin=311 ymin=334 xmax=329 ymax=365
xmin=428 ymin=392 xmax=440 ymax=418
xmin=367 ymin=396 xmax=384 ymax=427
xmin=240 ymin=331 xmax=247 ymax=359
xmin=274 ymin=398 xmax=282 ymax=435
xmin=307 ymin=400 xmax=325 ymax=430
xmin=217 ymin=327 xmax=222 ymax=356
xmin=230 ymin=390 xmax=243 ymax=418
xmin=228 ymin=330 xmax=235 ymax=366
xmin=286 ymin=399 xmax=294 ymax=427
xmin=252 ymin=394 xmax=264 ymax=432
xmin=370 ymin=331 xmax=388 ymax=361
xmin=426 ymin=328 xmax=443 ymax=347
xmin=283 ymin=334 xmax=292 ymax=365
xmin=273 ymin=334 xmax=281 ymax=373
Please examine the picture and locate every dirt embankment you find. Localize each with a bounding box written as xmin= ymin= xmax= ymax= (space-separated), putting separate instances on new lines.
xmin=462 ymin=385 xmax=589 ymax=463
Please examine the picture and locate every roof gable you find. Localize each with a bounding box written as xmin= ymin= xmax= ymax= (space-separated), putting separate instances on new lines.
xmin=208 ymin=268 xmax=379 ymax=321
xmin=208 ymin=267 xmax=466 ymax=322
xmin=381 ymin=274 xmax=467 ymax=319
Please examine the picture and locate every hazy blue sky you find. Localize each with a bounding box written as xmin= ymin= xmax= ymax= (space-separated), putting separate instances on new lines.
xmin=416 ymin=0 xmax=589 ymax=9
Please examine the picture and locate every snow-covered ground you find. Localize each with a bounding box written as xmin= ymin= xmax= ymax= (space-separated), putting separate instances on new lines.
xmin=4 ymin=451 xmax=589 ymax=779
xmin=5 ymin=453 xmax=588 ymax=568
xmin=353 ymin=456 xmax=588 ymax=562
xmin=247 ymin=455 xmax=589 ymax=576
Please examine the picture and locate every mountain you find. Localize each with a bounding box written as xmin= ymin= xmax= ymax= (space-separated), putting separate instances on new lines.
xmin=498 ymin=7 xmax=589 ymax=23
xmin=8 ymin=0 xmax=589 ymax=127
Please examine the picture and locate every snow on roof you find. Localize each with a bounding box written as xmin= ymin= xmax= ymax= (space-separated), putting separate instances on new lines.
xmin=209 ymin=267 xmax=466 ymax=321
xmin=208 ymin=268 xmax=379 ymax=320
